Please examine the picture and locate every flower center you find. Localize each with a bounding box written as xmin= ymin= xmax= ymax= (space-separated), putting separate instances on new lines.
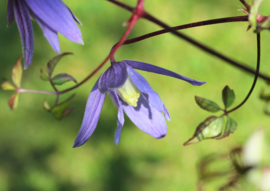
xmin=116 ymin=76 xmax=140 ymax=107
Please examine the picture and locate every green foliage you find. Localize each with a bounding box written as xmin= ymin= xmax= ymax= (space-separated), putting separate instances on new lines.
xmin=217 ymin=116 xmax=237 ymax=139
xmin=0 ymin=79 xmax=16 ymax=90
xmin=189 ymin=85 xmax=237 ymax=144
xmin=46 ymin=53 xmax=73 ymax=76
xmin=12 ymin=56 xmax=22 ymax=88
xmin=51 ymin=73 xmax=77 ymax=85
xmin=40 ymin=69 xmax=49 ymax=81
xmin=195 ymin=96 xmax=222 ymax=112
xmin=50 ymin=94 xmax=76 ymax=120
xmin=184 ymin=116 xmax=224 ymax=145
xmin=8 ymin=92 xmax=19 ymax=110
xmin=222 ymin=85 xmax=235 ymax=109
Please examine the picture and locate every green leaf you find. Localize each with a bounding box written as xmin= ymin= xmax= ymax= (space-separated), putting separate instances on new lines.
xmin=195 ymin=96 xmax=222 ymax=113
xmin=1 ymin=79 xmax=16 ymax=91
xmin=40 ymin=69 xmax=49 ymax=81
xmin=12 ymin=56 xmax=23 ymax=87
xmin=217 ymin=116 xmax=237 ymax=139
xmin=43 ymin=99 xmax=50 ymax=111
xmin=249 ymin=0 xmax=263 ymax=28
xmin=222 ymin=86 xmax=235 ymax=109
xmin=8 ymin=92 xmax=19 ymax=110
xmin=50 ymin=94 xmax=75 ymax=119
xmin=51 ymin=73 xmax=77 ymax=85
xmin=184 ymin=116 xmax=225 ymax=146
xmin=46 ymin=52 xmax=73 ymax=76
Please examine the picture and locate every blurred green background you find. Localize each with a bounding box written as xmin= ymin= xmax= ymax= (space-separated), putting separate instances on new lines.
xmin=0 ymin=0 xmax=270 ymax=190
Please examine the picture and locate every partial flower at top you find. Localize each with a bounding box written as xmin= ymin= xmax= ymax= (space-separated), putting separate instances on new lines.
xmin=7 ymin=0 xmax=83 ymax=69
xmin=73 ymin=60 xmax=206 ymax=147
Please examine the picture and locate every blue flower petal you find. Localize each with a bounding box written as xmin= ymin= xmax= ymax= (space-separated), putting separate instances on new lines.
xmin=7 ymin=0 xmax=15 ymax=27
xmin=25 ymin=0 xmax=83 ymax=44
xmin=35 ymin=18 xmax=60 ymax=54
xmin=99 ymin=62 xmax=128 ymax=94
xmin=13 ymin=0 xmax=34 ymax=69
xmin=124 ymin=60 xmax=206 ymax=86
xmin=126 ymin=63 xmax=164 ymax=113
xmin=109 ymin=91 xmax=125 ymax=145
xmin=66 ymin=6 xmax=82 ymax=25
xmin=121 ymin=94 xmax=167 ymax=139
xmin=73 ymin=79 xmax=106 ymax=147
xmin=163 ymin=105 xmax=171 ymax=121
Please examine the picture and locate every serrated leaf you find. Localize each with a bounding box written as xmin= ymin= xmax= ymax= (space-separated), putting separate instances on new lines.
xmin=12 ymin=56 xmax=23 ymax=87
xmin=43 ymin=99 xmax=50 ymax=111
xmin=46 ymin=52 xmax=73 ymax=76
xmin=195 ymin=96 xmax=222 ymax=113
xmin=249 ymin=0 xmax=263 ymax=28
xmin=8 ymin=92 xmax=19 ymax=110
xmin=40 ymin=69 xmax=49 ymax=81
xmin=50 ymin=94 xmax=75 ymax=119
xmin=1 ymin=79 xmax=16 ymax=91
xmin=222 ymin=86 xmax=235 ymax=109
xmin=51 ymin=73 xmax=77 ymax=85
xmin=184 ymin=116 xmax=224 ymax=146
xmin=217 ymin=116 xmax=237 ymax=139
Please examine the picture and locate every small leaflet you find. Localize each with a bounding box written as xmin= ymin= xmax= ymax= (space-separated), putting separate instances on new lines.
xmin=40 ymin=69 xmax=49 ymax=81
xmin=184 ymin=116 xmax=225 ymax=146
xmin=1 ymin=79 xmax=16 ymax=91
xmin=222 ymin=86 xmax=235 ymax=109
xmin=50 ymin=94 xmax=75 ymax=119
xmin=51 ymin=73 xmax=77 ymax=85
xmin=12 ymin=56 xmax=23 ymax=87
xmin=8 ymin=92 xmax=19 ymax=110
xmin=195 ymin=96 xmax=222 ymax=113
xmin=46 ymin=52 xmax=73 ymax=76
xmin=217 ymin=116 xmax=237 ymax=139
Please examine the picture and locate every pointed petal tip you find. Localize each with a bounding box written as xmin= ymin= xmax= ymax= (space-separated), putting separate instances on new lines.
xmin=23 ymin=58 xmax=32 ymax=70
xmin=157 ymin=134 xmax=166 ymax=139
xmin=73 ymin=139 xmax=85 ymax=148
xmin=23 ymin=63 xmax=30 ymax=70
xmin=73 ymin=36 xmax=84 ymax=45
xmin=79 ymin=38 xmax=84 ymax=45
xmin=193 ymin=81 xmax=207 ymax=86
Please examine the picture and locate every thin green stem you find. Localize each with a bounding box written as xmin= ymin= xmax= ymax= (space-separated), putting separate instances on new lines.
xmin=227 ymin=33 xmax=261 ymax=113
xmin=19 ymin=88 xmax=57 ymax=95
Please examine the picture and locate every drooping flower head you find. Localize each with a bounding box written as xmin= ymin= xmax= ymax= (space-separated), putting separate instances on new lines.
xmin=73 ymin=60 xmax=206 ymax=147
xmin=7 ymin=0 xmax=83 ymax=69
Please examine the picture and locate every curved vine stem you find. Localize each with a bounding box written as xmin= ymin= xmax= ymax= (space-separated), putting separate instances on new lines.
xmin=108 ymin=0 xmax=270 ymax=82
xmin=227 ymin=33 xmax=261 ymax=113
xmin=122 ymin=16 xmax=248 ymax=45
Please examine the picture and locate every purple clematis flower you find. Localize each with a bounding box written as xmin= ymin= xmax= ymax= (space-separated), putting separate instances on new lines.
xmin=73 ymin=60 xmax=206 ymax=147
xmin=7 ymin=0 xmax=83 ymax=69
